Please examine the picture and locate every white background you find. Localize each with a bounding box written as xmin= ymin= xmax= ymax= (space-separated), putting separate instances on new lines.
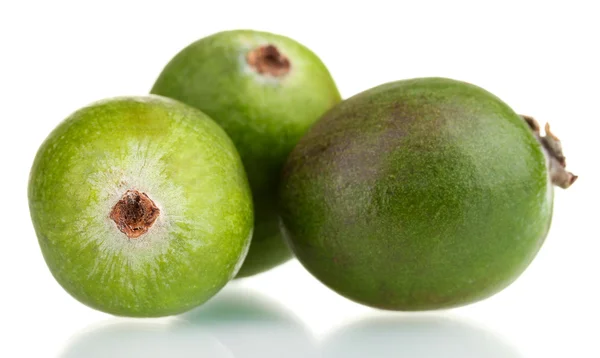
xmin=1 ymin=1 xmax=598 ymax=357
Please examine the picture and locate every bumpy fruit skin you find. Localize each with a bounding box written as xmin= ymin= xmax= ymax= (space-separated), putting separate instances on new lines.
xmin=280 ymin=78 xmax=553 ymax=310
xmin=151 ymin=30 xmax=341 ymax=277
xmin=28 ymin=96 xmax=254 ymax=317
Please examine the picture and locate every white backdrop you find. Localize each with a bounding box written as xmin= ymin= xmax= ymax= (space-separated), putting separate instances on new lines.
xmin=1 ymin=1 xmax=598 ymax=357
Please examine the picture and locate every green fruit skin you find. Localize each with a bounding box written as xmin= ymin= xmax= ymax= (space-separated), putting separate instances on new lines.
xmin=280 ymin=78 xmax=553 ymax=310
xmin=28 ymin=96 xmax=254 ymax=317
xmin=150 ymin=29 xmax=341 ymax=277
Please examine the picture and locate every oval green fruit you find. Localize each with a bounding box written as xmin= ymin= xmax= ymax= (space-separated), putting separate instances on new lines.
xmin=151 ymin=29 xmax=341 ymax=277
xmin=280 ymin=77 xmax=575 ymax=310
xmin=28 ymin=96 xmax=254 ymax=317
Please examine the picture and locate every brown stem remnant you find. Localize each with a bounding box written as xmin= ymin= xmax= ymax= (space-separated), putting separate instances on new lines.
xmin=110 ymin=189 xmax=160 ymax=239
xmin=522 ymin=115 xmax=578 ymax=189
xmin=246 ymin=45 xmax=291 ymax=77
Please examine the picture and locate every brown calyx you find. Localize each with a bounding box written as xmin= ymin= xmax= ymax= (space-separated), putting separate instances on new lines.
xmin=522 ymin=115 xmax=578 ymax=189
xmin=246 ymin=45 xmax=291 ymax=77
xmin=109 ymin=189 xmax=160 ymax=239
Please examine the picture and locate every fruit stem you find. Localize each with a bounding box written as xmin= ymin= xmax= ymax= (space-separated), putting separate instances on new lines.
xmin=109 ymin=189 xmax=160 ymax=239
xmin=522 ymin=115 xmax=578 ymax=189
xmin=246 ymin=45 xmax=291 ymax=77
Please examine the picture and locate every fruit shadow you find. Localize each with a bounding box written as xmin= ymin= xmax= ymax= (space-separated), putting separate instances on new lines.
xmin=178 ymin=284 xmax=319 ymax=357
xmin=321 ymin=314 xmax=524 ymax=358
xmin=58 ymin=285 xmax=317 ymax=358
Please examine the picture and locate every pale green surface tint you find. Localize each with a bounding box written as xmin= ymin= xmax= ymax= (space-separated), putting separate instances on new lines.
xmin=151 ymin=30 xmax=341 ymax=277
xmin=28 ymin=96 xmax=253 ymax=317
xmin=280 ymin=78 xmax=553 ymax=310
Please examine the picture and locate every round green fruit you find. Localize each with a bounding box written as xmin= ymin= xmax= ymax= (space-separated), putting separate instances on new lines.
xmin=280 ymin=77 xmax=576 ymax=310
xmin=151 ymin=29 xmax=341 ymax=277
xmin=28 ymin=96 xmax=254 ymax=317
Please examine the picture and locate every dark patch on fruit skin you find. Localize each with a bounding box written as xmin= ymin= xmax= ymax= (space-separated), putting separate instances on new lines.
xmin=109 ymin=189 xmax=160 ymax=239
xmin=246 ymin=45 xmax=291 ymax=77
xmin=280 ymin=77 xmax=553 ymax=311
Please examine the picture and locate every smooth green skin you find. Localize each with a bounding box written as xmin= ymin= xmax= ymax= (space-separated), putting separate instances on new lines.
xmin=150 ymin=29 xmax=341 ymax=277
xmin=28 ymin=96 xmax=254 ymax=317
xmin=280 ymin=78 xmax=553 ymax=310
